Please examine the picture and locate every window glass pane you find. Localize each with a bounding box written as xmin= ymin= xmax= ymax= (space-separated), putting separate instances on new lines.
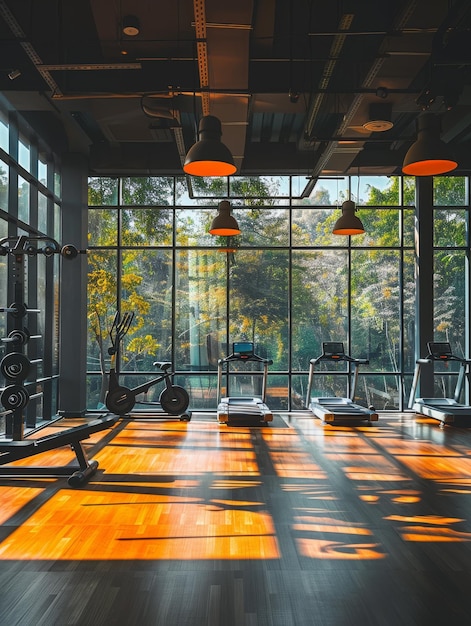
xmin=0 ymin=160 xmax=8 ymax=211
xmin=434 ymin=209 xmax=466 ymax=247
xmin=0 ymin=112 xmax=8 ymax=152
xmin=359 ymin=176 xmax=400 ymax=205
xmin=352 ymin=209 xmax=400 ymax=247
xmin=175 ymin=176 xmax=199 ymax=205
xmin=433 ymin=176 xmax=467 ymax=206
xmin=118 ymin=248 xmax=173 ymax=372
xmin=88 ymin=208 xmax=118 ymax=246
xmin=38 ymin=191 xmax=48 ymax=233
xmin=351 ymin=249 xmax=400 ymax=375
xmin=38 ymin=154 xmax=48 ymax=187
xmin=403 ymin=177 xmax=416 ymax=205
xmin=54 ymin=171 xmax=61 ymax=198
xmin=54 ymin=203 xmax=61 ymax=242
xmin=403 ymin=249 xmax=416 ymax=378
xmin=122 ymin=176 xmax=174 ymax=205
xmin=291 ymin=249 xmax=348 ymax=369
xmin=18 ymin=175 xmax=30 ymax=222
xmin=121 ymin=207 xmax=173 ymax=246
xmin=236 ymin=207 xmax=289 ymax=246
xmin=363 ymin=374 xmax=401 ymax=409
xmin=434 ymin=249 xmax=465 ymax=357
xmin=87 ymin=250 xmax=118 ymax=385
xmin=266 ymin=375 xmax=291 ymax=410
xmin=175 ymin=249 xmax=227 ymax=376
xmin=189 ymin=177 xmax=228 ymax=198
xmin=292 ymin=177 xmax=348 ymax=206
xmin=18 ymin=135 xmax=30 ymax=172
xmin=88 ymin=177 xmax=118 ymax=205
xmin=292 ymin=207 xmax=348 ymax=247
xmin=403 ymin=208 xmax=415 ymax=247
xmin=176 ymin=207 xmax=216 ymax=246
xmin=229 ymin=249 xmax=289 ymax=370
xmin=230 ymin=175 xmax=290 ymax=199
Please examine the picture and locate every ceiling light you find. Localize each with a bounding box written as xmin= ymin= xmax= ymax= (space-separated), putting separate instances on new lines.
xmin=8 ymin=69 xmax=21 ymax=80
xmin=362 ymin=103 xmax=393 ymax=132
xmin=402 ymin=112 xmax=457 ymax=176
xmin=183 ymin=116 xmax=237 ymax=177
xmin=209 ymin=201 xmax=241 ymax=236
xmin=122 ymin=15 xmax=140 ymax=36
xmin=332 ymin=200 xmax=365 ymax=236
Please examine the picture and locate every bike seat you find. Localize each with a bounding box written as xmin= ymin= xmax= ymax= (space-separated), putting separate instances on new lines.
xmin=153 ymin=361 xmax=172 ymax=371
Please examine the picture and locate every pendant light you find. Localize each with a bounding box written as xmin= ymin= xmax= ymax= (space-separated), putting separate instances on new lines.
xmin=402 ymin=112 xmax=457 ymax=176
xmin=209 ymin=201 xmax=241 ymax=236
xmin=122 ymin=15 xmax=140 ymax=36
xmin=183 ymin=115 xmax=237 ymax=177
xmin=332 ymin=200 xmax=365 ymax=236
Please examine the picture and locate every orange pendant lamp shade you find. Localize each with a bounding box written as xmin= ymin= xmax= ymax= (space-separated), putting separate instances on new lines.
xmin=402 ymin=112 xmax=458 ymax=176
xmin=209 ymin=200 xmax=241 ymax=236
xmin=183 ymin=115 xmax=237 ymax=177
xmin=332 ymin=200 xmax=365 ymax=235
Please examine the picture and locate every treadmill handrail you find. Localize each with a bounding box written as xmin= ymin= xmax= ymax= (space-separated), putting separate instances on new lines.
xmin=219 ymin=353 xmax=273 ymax=365
xmin=309 ymin=354 xmax=369 ymax=366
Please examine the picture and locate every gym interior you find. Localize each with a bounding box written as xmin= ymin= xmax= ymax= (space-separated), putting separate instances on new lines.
xmin=2 ymin=1 xmax=471 ymax=624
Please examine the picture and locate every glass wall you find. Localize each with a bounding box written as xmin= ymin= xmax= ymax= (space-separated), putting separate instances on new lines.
xmin=87 ymin=174 xmax=469 ymax=413
xmin=0 ymin=99 xmax=61 ymax=437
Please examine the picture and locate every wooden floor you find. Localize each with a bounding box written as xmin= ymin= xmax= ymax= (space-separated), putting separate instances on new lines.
xmin=1 ymin=411 xmax=471 ymax=625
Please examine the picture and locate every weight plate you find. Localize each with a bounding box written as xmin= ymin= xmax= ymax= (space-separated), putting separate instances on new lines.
xmin=61 ymin=244 xmax=78 ymax=259
xmin=0 ymin=352 xmax=30 ymax=381
xmin=8 ymin=329 xmax=30 ymax=346
xmin=9 ymin=302 xmax=27 ymax=318
xmin=159 ymin=385 xmax=189 ymax=415
xmin=105 ymin=386 xmax=135 ymax=415
xmin=1 ymin=384 xmax=29 ymax=410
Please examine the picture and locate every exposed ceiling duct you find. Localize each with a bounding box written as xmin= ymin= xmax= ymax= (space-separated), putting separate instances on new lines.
xmin=0 ymin=0 xmax=470 ymax=177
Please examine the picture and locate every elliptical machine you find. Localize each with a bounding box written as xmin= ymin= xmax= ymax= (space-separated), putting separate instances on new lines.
xmin=105 ymin=311 xmax=191 ymax=420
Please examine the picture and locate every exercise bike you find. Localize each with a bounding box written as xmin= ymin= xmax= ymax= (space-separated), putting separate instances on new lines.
xmin=105 ymin=311 xmax=191 ymax=420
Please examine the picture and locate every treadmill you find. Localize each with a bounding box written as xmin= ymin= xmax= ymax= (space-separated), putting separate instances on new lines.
xmin=408 ymin=341 xmax=471 ymax=427
xmin=217 ymin=341 xmax=273 ymax=424
xmin=306 ymin=342 xmax=378 ymax=425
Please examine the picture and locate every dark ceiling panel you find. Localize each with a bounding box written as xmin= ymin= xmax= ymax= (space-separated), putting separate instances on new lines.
xmin=0 ymin=0 xmax=470 ymax=176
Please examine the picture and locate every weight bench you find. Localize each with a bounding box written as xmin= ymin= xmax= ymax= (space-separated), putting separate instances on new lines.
xmin=0 ymin=415 xmax=117 ymax=487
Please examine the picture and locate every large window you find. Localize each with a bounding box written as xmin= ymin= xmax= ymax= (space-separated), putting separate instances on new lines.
xmin=0 ymin=100 xmax=61 ymax=437
xmin=86 ymin=175 xmax=469 ymax=412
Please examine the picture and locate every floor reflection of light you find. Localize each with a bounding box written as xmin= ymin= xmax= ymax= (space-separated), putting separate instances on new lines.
xmin=357 ymin=488 xmax=422 ymax=504
xmin=0 ymin=488 xmax=281 ymax=561
xmin=400 ymin=526 xmax=471 ymax=542
xmin=297 ymin=539 xmax=385 ymax=559
xmin=397 ymin=454 xmax=471 ymax=480
xmin=386 ymin=514 xmax=464 ymax=525
xmin=0 ymin=486 xmax=46 ymax=524
xmin=385 ymin=514 xmax=471 ymax=542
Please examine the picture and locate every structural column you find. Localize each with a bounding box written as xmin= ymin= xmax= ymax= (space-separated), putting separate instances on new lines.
xmin=58 ymin=153 xmax=89 ymax=416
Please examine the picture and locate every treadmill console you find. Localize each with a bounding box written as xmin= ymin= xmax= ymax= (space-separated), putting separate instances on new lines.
xmin=427 ymin=342 xmax=453 ymax=360
xmin=322 ymin=342 xmax=345 ymax=359
xmin=233 ymin=341 xmax=255 ymax=359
